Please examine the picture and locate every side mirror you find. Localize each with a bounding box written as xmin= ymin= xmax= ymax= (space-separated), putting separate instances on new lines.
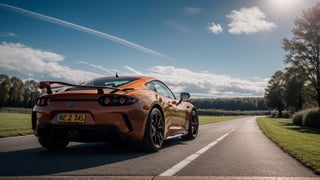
xmin=180 ymin=92 xmax=191 ymax=100
xmin=177 ymin=92 xmax=190 ymax=105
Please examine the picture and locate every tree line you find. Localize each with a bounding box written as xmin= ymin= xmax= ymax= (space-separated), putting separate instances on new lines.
xmin=264 ymin=3 xmax=320 ymax=117
xmin=189 ymin=98 xmax=267 ymax=111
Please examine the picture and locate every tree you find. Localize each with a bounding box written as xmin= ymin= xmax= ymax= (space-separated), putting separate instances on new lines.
xmin=0 ymin=74 xmax=11 ymax=107
xmin=282 ymin=66 xmax=308 ymax=112
xmin=24 ymin=80 xmax=40 ymax=107
xmin=264 ymin=71 xmax=285 ymax=117
xmin=282 ymin=3 xmax=320 ymax=106
xmin=8 ymin=76 xmax=25 ymax=107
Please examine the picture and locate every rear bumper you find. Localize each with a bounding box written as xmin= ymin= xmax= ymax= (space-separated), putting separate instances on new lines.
xmin=36 ymin=123 xmax=128 ymax=142
xmin=32 ymin=102 xmax=148 ymax=141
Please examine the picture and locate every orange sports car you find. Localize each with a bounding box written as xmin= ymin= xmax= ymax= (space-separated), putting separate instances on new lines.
xmin=32 ymin=75 xmax=199 ymax=152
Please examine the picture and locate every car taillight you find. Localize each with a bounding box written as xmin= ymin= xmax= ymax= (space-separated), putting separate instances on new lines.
xmin=104 ymin=97 xmax=111 ymax=105
xmin=119 ymin=97 xmax=126 ymax=105
xmin=99 ymin=95 xmax=138 ymax=106
xmin=36 ymin=97 xmax=50 ymax=106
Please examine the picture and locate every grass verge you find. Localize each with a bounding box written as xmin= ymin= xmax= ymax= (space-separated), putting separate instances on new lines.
xmin=257 ymin=117 xmax=320 ymax=174
xmin=0 ymin=112 xmax=33 ymax=137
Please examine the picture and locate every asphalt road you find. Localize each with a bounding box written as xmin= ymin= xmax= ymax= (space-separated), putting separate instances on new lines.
xmin=0 ymin=117 xmax=318 ymax=178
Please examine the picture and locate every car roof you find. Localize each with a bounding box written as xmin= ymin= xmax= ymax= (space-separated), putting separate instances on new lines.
xmin=88 ymin=75 xmax=158 ymax=88
xmin=90 ymin=75 xmax=156 ymax=82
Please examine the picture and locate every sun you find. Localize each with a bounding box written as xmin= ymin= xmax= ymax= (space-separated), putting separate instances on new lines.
xmin=270 ymin=0 xmax=301 ymax=12
xmin=273 ymin=0 xmax=290 ymax=6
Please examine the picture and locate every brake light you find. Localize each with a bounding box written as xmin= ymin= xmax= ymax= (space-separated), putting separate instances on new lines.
xmin=104 ymin=97 xmax=111 ymax=105
xmin=119 ymin=97 xmax=126 ymax=105
xmin=99 ymin=95 xmax=138 ymax=106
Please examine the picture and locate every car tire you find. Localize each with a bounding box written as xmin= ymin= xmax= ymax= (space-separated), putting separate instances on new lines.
xmin=140 ymin=107 xmax=164 ymax=152
xmin=182 ymin=109 xmax=199 ymax=140
xmin=38 ymin=136 xmax=69 ymax=150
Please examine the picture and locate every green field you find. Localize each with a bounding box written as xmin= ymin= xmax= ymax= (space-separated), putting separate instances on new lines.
xmin=199 ymin=115 xmax=246 ymax=124
xmin=0 ymin=112 xmax=33 ymax=137
xmin=257 ymin=117 xmax=320 ymax=174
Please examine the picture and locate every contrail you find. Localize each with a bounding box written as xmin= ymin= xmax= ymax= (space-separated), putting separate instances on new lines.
xmin=0 ymin=3 xmax=171 ymax=59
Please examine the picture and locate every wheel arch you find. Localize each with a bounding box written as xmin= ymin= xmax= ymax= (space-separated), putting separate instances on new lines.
xmin=149 ymin=104 xmax=165 ymax=128
xmin=149 ymin=103 xmax=167 ymax=136
xmin=151 ymin=104 xmax=164 ymax=119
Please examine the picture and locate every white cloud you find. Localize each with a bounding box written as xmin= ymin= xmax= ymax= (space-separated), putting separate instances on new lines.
xmin=183 ymin=7 xmax=202 ymax=15
xmin=143 ymin=66 xmax=267 ymax=98
xmin=208 ymin=22 xmax=223 ymax=34
xmin=76 ymin=64 xmax=267 ymax=97
xmin=0 ymin=32 xmax=17 ymax=37
xmin=78 ymin=61 xmax=114 ymax=74
xmin=0 ymin=42 xmax=101 ymax=82
xmin=77 ymin=61 xmax=88 ymax=65
xmin=124 ymin=66 xmax=143 ymax=75
xmin=227 ymin=6 xmax=276 ymax=34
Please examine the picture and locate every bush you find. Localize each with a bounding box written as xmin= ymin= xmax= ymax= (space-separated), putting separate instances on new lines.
xmin=303 ymin=108 xmax=320 ymax=129
xmin=292 ymin=111 xmax=304 ymax=126
xmin=292 ymin=108 xmax=320 ymax=129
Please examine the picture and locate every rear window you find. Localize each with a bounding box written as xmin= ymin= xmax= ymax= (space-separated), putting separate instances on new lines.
xmin=84 ymin=77 xmax=139 ymax=87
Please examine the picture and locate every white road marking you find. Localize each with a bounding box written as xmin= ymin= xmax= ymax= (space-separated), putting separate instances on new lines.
xmin=159 ymin=129 xmax=235 ymax=176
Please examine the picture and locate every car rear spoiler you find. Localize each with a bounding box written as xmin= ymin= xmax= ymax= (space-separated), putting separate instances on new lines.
xmin=39 ymin=81 xmax=133 ymax=95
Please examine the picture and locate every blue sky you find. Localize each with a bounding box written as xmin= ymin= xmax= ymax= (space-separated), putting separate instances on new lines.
xmin=0 ymin=0 xmax=319 ymax=98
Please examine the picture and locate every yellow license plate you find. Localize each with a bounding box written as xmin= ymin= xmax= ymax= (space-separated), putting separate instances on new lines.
xmin=57 ymin=113 xmax=86 ymax=123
